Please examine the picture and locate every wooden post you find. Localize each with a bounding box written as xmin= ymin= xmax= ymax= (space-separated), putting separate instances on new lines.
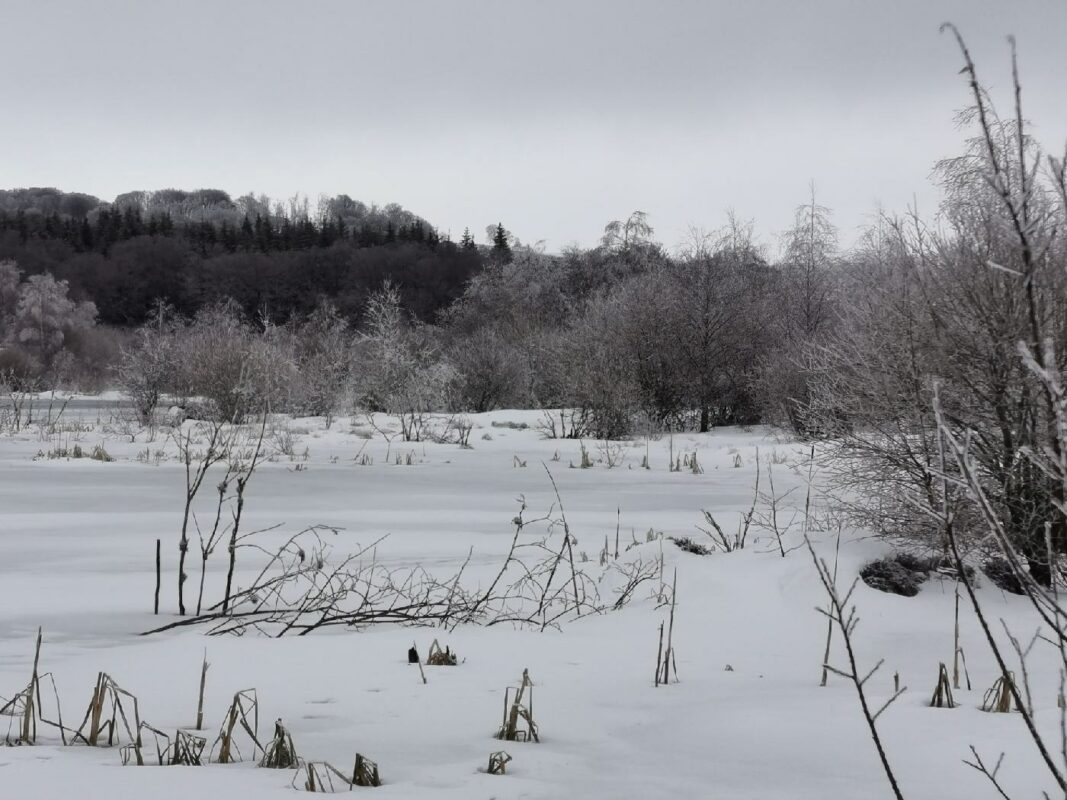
xmin=154 ymin=538 xmax=161 ymax=615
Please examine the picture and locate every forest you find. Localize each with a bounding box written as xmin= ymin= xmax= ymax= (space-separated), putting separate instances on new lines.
xmin=0 ymin=182 xmax=821 ymax=430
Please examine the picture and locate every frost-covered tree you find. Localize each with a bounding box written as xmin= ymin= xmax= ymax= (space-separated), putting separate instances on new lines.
xmin=557 ymin=291 xmax=642 ymax=439
xmin=117 ymin=301 xmax=179 ymax=424
xmin=356 ymin=283 xmax=453 ymax=440
xmin=294 ymin=300 xmax=352 ymax=424
xmin=11 ymin=273 xmax=97 ymax=371
xmin=670 ymin=227 xmax=772 ymax=431
xmin=0 ymin=260 xmax=20 ymax=333
xmin=782 ymin=186 xmax=837 ymax=338
xmin=600 ymin=210 xmax=654 ymax=253
xmin=757 ymin=190 xmax=839 ymax=435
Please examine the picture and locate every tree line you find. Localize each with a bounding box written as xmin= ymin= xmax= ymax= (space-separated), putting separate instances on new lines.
xmin=0 ymin=188 xmax=490 ymax=326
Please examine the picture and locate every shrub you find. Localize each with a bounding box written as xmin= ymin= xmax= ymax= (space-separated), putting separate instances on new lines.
xmin=171 ymin=302 xmax=291 ymax=422
xmin=0 ymin=347 xmax=40 ymax=391
xmin=448 ymin=328 xmax=528 ymax=412
xmin=982 ymin=558 xmax=1024 ymax=595
xmin=860 ymin=557 xmax=926 ymax=597
xmin=669 ymin=536 xmax=711 ymax=556
xmin=891 ymin=551 xmax=929 ymax=573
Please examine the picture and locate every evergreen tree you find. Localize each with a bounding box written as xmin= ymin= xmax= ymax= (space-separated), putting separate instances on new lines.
xmin=239 ymin=215 xmax=255 ymax=250
xmin=491 ymin=222 xmax=512 ymax=263
xmin=79 ymin=218 xmax=94 ymax=251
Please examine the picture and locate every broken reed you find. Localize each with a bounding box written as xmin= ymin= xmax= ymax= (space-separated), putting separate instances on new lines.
xmin=260 ymin=719 xmax=298 ymax=769
xmin=352 ymin=753 xmax=382 ymax=786
xmin=196 ymin=650 xmax=209 ymax=730
xmin=296 ymin=754 xmax=381 ymax=793
xmin=982 ymin=673 xmax=1018 ymax=714
xmin=0 ymin=630 xmax=389 ymax=790
xmin=487 ymin=750 xmax=512 ymax=775
xmin=171 ymin=729 xmax=207 ymax=765
xmin=930 ymin=663 xmax=955 ymax=708
xmin=497 ymin=669 xmax=539 ymax=743
xmin=299 ymin=761 xmax=353 ymax=793
xmin=0 ymin=628 xmax=72 ymax=747
xmin=76 ymin=672 xmax=143 ymax=751
xmin=654 ymin=570 xmax=679 ymax=687
xmin=426 ymin=639 xmax=457 ymax=666
xmin=214 ymin=689 xmax=262 ymax=763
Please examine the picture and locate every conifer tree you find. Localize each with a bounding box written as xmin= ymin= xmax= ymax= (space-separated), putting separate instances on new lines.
xmin=491 ymin=222 xmax=512 ymax=263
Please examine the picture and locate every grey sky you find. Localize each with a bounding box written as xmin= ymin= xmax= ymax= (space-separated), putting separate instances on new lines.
xmin=2 ymin=0 xmax=1065 ymax=252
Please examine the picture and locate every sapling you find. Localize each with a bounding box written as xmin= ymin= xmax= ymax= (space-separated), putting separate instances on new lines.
xmin=175 ymin=421 xmax=231 ymax=615
xmin=804 ymin=534 xmax=906 ymax=800
xmin=820 ymin=530 xmax=841 ymax=687
xmin=222 ymin=411 xmax=269 ymax=613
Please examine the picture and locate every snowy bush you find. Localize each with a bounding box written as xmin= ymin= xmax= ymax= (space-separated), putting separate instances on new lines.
xmin=982 ymin=558 xmax=1024 ymax=595
xmin=171 ymin=301 xmax=293 ymax=422
xmin=448 ymin=327 xmax=528 ymax=413
xmin=859 ymin=557 xmax=925 ymax=597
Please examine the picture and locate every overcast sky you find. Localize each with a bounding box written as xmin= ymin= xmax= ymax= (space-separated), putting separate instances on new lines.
xmin=2 ymin=0 xmax=1065 ymax=253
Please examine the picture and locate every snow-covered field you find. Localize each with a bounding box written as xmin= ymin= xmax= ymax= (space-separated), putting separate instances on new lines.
xmin=0 ymin=403 xmax=1060 ymax=798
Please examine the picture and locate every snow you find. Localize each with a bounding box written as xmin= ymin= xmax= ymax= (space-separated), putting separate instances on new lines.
xmin=0 ymin=406 xmax=1061 ymax=798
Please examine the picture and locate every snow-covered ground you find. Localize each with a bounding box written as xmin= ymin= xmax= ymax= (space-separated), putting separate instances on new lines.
xmin=0 ymin=406 xmax=1060 ymax=798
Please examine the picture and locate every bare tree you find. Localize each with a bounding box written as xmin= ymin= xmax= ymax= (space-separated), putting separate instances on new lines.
xmin=174 ymin=422 xmax=232 ymax=616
